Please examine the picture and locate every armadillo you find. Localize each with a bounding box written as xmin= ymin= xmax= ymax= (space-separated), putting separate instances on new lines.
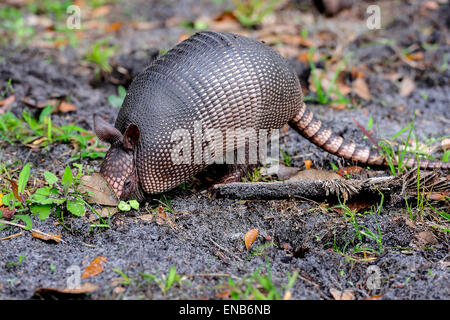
xmin=93 ymin=31 xmax=449 ymax=201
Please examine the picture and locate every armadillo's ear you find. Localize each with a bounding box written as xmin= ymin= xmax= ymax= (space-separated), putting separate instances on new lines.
xmin=93 ymin=114 xmax=123 ymax=145
xmin=123 ymin=124 xmax=140 ymax=150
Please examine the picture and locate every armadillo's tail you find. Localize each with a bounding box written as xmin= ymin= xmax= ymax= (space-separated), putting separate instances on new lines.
xmin=288 ymin=102 xmax=450 ymax=170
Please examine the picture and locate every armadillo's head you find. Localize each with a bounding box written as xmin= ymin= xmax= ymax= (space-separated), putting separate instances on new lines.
xmin=93 ymin=114 xmax=145 ymax=202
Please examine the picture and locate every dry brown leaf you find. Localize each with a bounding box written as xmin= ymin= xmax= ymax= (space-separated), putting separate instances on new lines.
xmin=304 ymin=160 xmax=312 ymax=170
xmin=215 ymin=290 xmax=231 ymax=299
xmin=244 ymin=228 xmax=259 ymax=250
xmin=130 ymin=20 xmax=160 ymax=30
xmin=422 ymin=1 xmax=439 ymax=10
xmin=417 ymin=231 xmax=437 ymax=244
xmin=362 ymin=294 xmax=384 ymax=300
xmin=81 ymin=256 xmax=107 ymax=279
xmin=352 ymin=78 xmax=371 ymax=100
xmin=113 ymin=286 xmax=126 ymax=295
xmin=34 ymin=283 xmax=99 ymax=296
xmin=31 ymin=232 xmax=61 ymax=243
xmin=21 ymin=98 xmax=76 ymax=113
xmin=400 ymin=77 xmax=416 ymax=97
xmin=337 ymin=166 xmax=364 ymax=176
xmin=330 ymin=103 xmax=347 ymax=110
xmin=79 ymin=173 xmax=118 ymax=206
xmin=57 ymin=101 xmax=77 ymax=113
xmin=280 ymin=34 xmax=314 ymax=47
xmin=105 ymin=21 xmax=123 ymax=33
xmin=90 ymin=5 xmax=110 ymax=18
xmin=1 ymin=207 xmax=15 ymax=219
xmin=0 ymin=95 xmax=15 ymax=114
xmin=330 ymin=288 xmax=355 ymax=300
xmin=428 ymin=192 xmax=448 ymax=201
xmin=406 ymin=52 xmax=424 ymax=61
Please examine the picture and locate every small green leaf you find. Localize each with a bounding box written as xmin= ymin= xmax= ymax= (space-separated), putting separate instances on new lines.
xmin=18 ymin=163 xmax=31 ymax=195
xmin=62 ymin=166 xmax=73 ymax=188
xmin=30 ymin=204 xmax=52 ymax=221
xmin=129 ymin=199 xmax=139 ymax=210
xmin=67 ymin=199 xmax=85 ymax=217
xmin=367 ymin=116 xmax=373 ymax=130
xmin=118 ymin=201 xmax=131 ymax=211
xmin=14 ymin=214 xmax=33 ymax=230
xmin=165 ymin=266 xmax=177 ymax=292
xmin=44 ymin=171 xmax=58 ymax=186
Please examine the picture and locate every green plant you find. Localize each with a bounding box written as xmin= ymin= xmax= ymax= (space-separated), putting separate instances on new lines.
xmin=0 ymin=7 xmax=34 ymax=45
xmin=224 ymin=262 xmax=298 ymax=300
xmin=85 ymin=40 xmax=117 ymax=75
xmin=0 ymin=109 xmax=105 ymax=160
xmin=7 ymin=254 xmax=26 ymax=267
xmin=28 ymin=165 xmax=89 ymax=221
xmin=303 ymin=47 xmax=350 ymax=106
xmin=280 ymin=150 xmax=291 ymax=167
xmin=108 ymin=85 xmax=127 ymax=108
xmin=1 ymin=78 xmax=14 ymax=98
xmin=233 ymin=0 xmax=280 ymax=28
xmin=113 ymin=268 xmax=131 ymax=285
xmin=118 ymin=200 xmax=139 ymax=211
xmin=141 ymin=266 xmax=187 ymax=294
xmin=331 ymin=192 xmax=384 ymax=257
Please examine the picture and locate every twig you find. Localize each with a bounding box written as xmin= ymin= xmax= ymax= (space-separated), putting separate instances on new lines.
xmin=352 ymin=116 xmax=382 ymax=152
xmin=209 ymin=238 xmax=243 ymax=262
xmin=0 ymin=219 xmax=66 ymax=244
xmin=0 ymin=231 xmax=23 ymax=241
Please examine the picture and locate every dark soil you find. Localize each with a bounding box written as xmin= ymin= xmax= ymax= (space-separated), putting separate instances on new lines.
xmin=0 ymin=0 xmax=449 ymax=300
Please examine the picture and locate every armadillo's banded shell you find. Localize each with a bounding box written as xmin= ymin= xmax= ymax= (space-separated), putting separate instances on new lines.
xmin=115 ymin=32 xmax=303 ymax=194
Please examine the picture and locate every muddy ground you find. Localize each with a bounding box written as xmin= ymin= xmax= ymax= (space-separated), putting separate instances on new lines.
xmin=0 ymin=0 xmax=449 ymax=300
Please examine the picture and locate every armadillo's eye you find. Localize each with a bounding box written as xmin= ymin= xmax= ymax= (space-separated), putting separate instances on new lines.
xmin=124 ymin=180 xmax=132 ymax=189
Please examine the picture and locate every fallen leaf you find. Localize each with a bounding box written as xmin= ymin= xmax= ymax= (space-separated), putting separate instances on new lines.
xmin=362 ymin=294 xmax=384 ymax=300
xmin=280 ymin=34 xmax=314 ymax=47
xmin=330 ymin=288 xmax=355 ymax=300
xmin=81 ymin=256 xmax=107 ymax=279
xmin=417 ymin=231 xmax=437 ymax=244
xmin=5 ymin=178 xmax=22 ymax=203
xmin=57 ymin=101 xmax=77 ymax=113
xmin=113 ymin=286 xmax=126 ymax=295
xmin=79 ymin=173 xmax=118 ymax=206
xmin=352 ymin=78 xmax=371 ymax=100
xmin=20 ymin=98 xmax=76 ymax=113
xmin=129 ymin=20 xmax=160 ymax=30
xmin=422 ymin=1 xmax=439 ymax=10
xmin=0 ymin=193 xmax=3 ymax=206
xmin=90 ymin=5 xmax=110 ymax=18
xmin=0 ymin=95 xmax=15 ymax=113
xmin=1 ymin=207 xmax=15 ymax=219
xmin=400 ymin=77 xmax=416 ymax=97
xmin=105 ymin=21 xmax=123 ymax=33
xmin=428 ymin=192 xmax=448 ymax=201
xmin=406 ymin=52 xmax=424 ymax=61
xmin=337 ymin=166 xmax=364 ymax=176
xmin=33 ymin=283 xmax=99 ymax=298
xmin=215 ymin=290 xmax=231 ymax=298
xmin=31 ymin=232 xmax=61 ymax=243
xmin=304 ymin=160 xmax=312 ymax=170
xmin=244 ymin=228 xmax=259 ymax=250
